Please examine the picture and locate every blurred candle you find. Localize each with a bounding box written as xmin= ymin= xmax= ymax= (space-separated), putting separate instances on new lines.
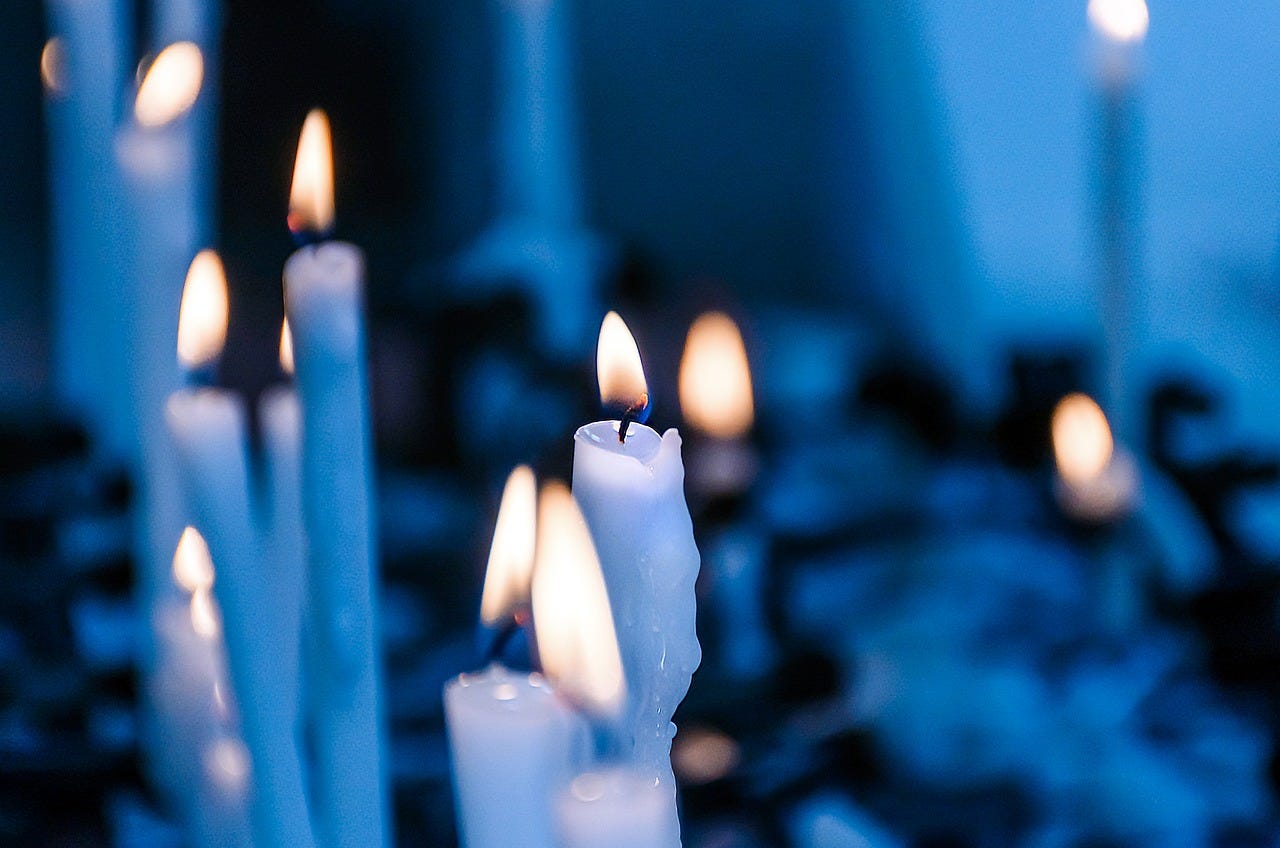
xmin=167 ymin=253 xmax=316 ymax=848
xmin=678 ymin=311 xmax=758 ymax=498
xmin=445 ymin=469 xmax=585 ymax=848
xmin=284 ymin=108 xmax=389 ymax=848
xmin=1052 ymin=393 xmax=1138 ymax=522
xmin=257 ymin=317 xmax=306 ymax=749
xmin=571 ymin=312 xmax=699 ymax=839
xmin=1088 ymin=0 xmax=1149 ymax=449
xmin=42 ymin=0 xmax=131 ymax=450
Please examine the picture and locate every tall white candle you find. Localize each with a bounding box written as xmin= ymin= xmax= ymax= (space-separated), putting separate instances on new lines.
xmin=1088 ymin=0 xmax=1149 ymax=450
xmin=258 ymin=325 xmax=307 ymax=734
xmin=284 ymin=110 xmax=389 ymax=848
xmin=569 ymin=313 xmax=700 ymax=840
xmin=557 ymin=769 xmax=681 ymax=848
xmin=42 ymin=0 xmax=130 ymax=449
xmin=167 ymin=253 xmax=315 ymax=848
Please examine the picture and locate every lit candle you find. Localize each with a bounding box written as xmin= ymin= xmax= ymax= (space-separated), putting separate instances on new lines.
xmin=445 ymin=468 xmax=586 ymax=848
xmin=570 ymin=312 xmax=700 ymax=833
xmin=1051 ymin=392 xmax=1138 ymax=523
xmin=678 ymin=311 xmax=758 ymax=500
xmin=284 ymin=109 xmax=390 ymax=848
xmin=41 ymin=0 xmax=130 ymax=449
xmin=1088 ymin=0 xmax=1149 ymax=449
xmin=531 ymin=481 xmax=677 ymax=848
xmin=166 ymin=253 xmax=316 ymax=848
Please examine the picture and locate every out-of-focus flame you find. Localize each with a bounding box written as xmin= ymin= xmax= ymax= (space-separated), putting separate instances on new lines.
xmin=1052 ymin=393 xmax=1114 ymax=486
xmin=678 ymin=312 xmax=754 ymax=439
xmin=288 ymin=109 xmax=335 ymax=236
xmin=1088 ymin=0 xmax=1149 ymax=43
xmin=177 ymin=249 xmax=229 ymax=370
xmin=173 ymin=526 xmax=215 ymax=593
xmin=203 ymin=737 xmax=251 ymax=790
xmin=596 ymin=311 xmax=648 ymax=413
xmin=672 ymin=726 xmax=741 ymax=785
xmin=41 ymin=38 xmax=66 ymax=95
xmin=479 ymin=465 xmax=538 ymax=627
xmin=279 ymin=318 xmax=294 ymax=375
xmin=190 ymin=587 xmax=221 ymax=639
xmin=531 ymin=481 xmax=624 ymax=718
xmin=134 ymin=42 xmax=203 ymax=128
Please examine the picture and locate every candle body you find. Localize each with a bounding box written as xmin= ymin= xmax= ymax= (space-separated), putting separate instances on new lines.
xmin=258 ymin=386 xmax=307 ymax=729
xmin=44 ymin=0 xmax=131 ymax=448
xmin=557 ymin=768 xmax=681 ymax=848
xmin=444 ymin=665 xmax=586 ymax=848
xmin=284 ymin=242 xmax=389 ymax=848
xmin=167 ymin=389 xmax=316 ymax=848
xmin=571 ymin=421 xmax=699 ymax=829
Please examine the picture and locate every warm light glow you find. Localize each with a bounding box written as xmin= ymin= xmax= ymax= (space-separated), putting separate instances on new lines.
xmin=190 ymin=587 xmax=220 ymax=638
xmin=1088 ymin=0 xmax=1149 ymax=43
xmin=479 ymin=465 xmax=538 ymax=626
xmin=134 ymin=42 xmax=203 ymax=128
xmin=678 ymin=312 xmax=754 ymax=439
xmin=288 ymin=109 xmax=335 ymax=236
xmin=172 ymin=526 xmax=215 ymax=593
xmin=41 ymin=38 xmax=65 ymax=95
xmin=531 ymin=481 xmax=625 ymax=718
xmin=672 ymin=727 xmax=741 ymax=785
xmin=1052 ymin=393 xmax=1114 ymax=486
xmin=596 ymin=311 xmax=648 ymax=412
xmin=279 ymin=318 xmax=294 ymax=375
xmin=176 ymin=249 xmax=229 ymax=369
xmin=204 ymin=737 xmax=251 ymax=789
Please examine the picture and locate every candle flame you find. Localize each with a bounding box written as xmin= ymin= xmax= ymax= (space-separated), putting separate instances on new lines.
xmin=479 ymin=465 xmax=538 ymax=626
xmin=1052 ymin=393 xmax=1114 ymax=486
xmin=596 ymin=311 xmax=648 ymax=414
xmin=1088 ymin=0 xmax=1149 ymax=43
xmin=190 ymin=587 xmax=221 ymax=638
xmin=678 ymin=312 xmax=754 ymax=439
xmin=134 ymin=42 xmax=203 ymax=128
xmin=288 ymin=109 xmax=335 ymax=236
xmin=172 ymin=526 xmax=215 ymax=593
xmin=279 ymin=318 xmax=295 ymax=375
xmin=176 ymin=249 xmax=229 ymax=370
xmin=204 ymin=737 xmax=251 ymax=789
xmin=531 ymin=481 xmax=625 ymax=718
xmin=40 ymin=38 xmax=66 ymax=95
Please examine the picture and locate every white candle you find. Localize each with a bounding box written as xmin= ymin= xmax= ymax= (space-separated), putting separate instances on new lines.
xmin=1088 ymin=0 xmax=1149 ymax=449
xmin=569 ymin=313 xmax=699 ymax=838
xmin=284 ymin=109 xmax=389 ymax=848
xmin=166 ymin=253 xmax=315 ymax=848
xmin=258 ymin=325 xmax=306 ymax=734
xmin=42 ymin=0 xmax=130 ymax=449
xmin=445 ymin=666 xmax=585 ymax=848
xmin=447 ymin=467 xmax=585 ymax=848
xmin=557 ymin=769 xmax=681 ymax=848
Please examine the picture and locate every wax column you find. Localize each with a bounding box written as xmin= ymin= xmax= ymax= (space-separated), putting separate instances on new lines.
xmin=258 ymin=319 xmax=307 ymax=731
xmin=284 ymin=109 xmax=390 ymax=848
xmin=530 ymin=481 xmax=678 ymax=848
xmin=1088 ymin=0 xmax=1149 ymax=450
xmin=678 ymin=313 xmax=773 ymax=680
xmin=445 ymin=467 xmax=586 ymax=848
xmin=167 ymin=252 xmax=316 ymax=848
xmin=42 ymin=0 xmax=130 ymax=448
xmin=116 ymin=44 xmax=206 ymax=622
xmin=570 ymin=312 xmax=700 ymax=836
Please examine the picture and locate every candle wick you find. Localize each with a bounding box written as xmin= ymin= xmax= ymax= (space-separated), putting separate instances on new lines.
xmin=289 ymin=225 xmax=334 ymax=250
xmin=616 ymin=394 xmax=649 ymax=444
xmin=481 ymin=616 xmax=522 ymax=666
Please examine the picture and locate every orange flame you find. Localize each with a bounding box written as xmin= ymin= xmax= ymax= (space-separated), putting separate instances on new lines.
xmin=288 ymin=109 xmax=335 ymax=236
xmin=678 ymin=312 xmax=754 ymax=439
xmin=134 ymin=42 xmax=203 ymax=128
xmin=480 ymin=466 xmax=538 ymax=627
xmin=176 ymin=250 xmax=229 ymax=370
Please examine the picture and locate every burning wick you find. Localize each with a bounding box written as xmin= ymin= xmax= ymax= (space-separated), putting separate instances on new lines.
xmin=482 ymin=607 xmax=532 ymax=666
xmin=616 ymin=393 xmax=649 ymax=444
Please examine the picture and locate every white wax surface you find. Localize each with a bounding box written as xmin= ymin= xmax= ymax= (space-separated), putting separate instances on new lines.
xmin=556 ymin=767 xmax=681 ymax=848
xmin=571 ymin=421 xmax=700 ymax=807
xmin=444 ymin=665 xmax=586 ymax=848
xmin=258 ymin=386 xmax=306 ymax=727
xmin=166 ymin=388 xmax=316 ymax=848
xmin=284 ymin=241 xmax=389 ymax=848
